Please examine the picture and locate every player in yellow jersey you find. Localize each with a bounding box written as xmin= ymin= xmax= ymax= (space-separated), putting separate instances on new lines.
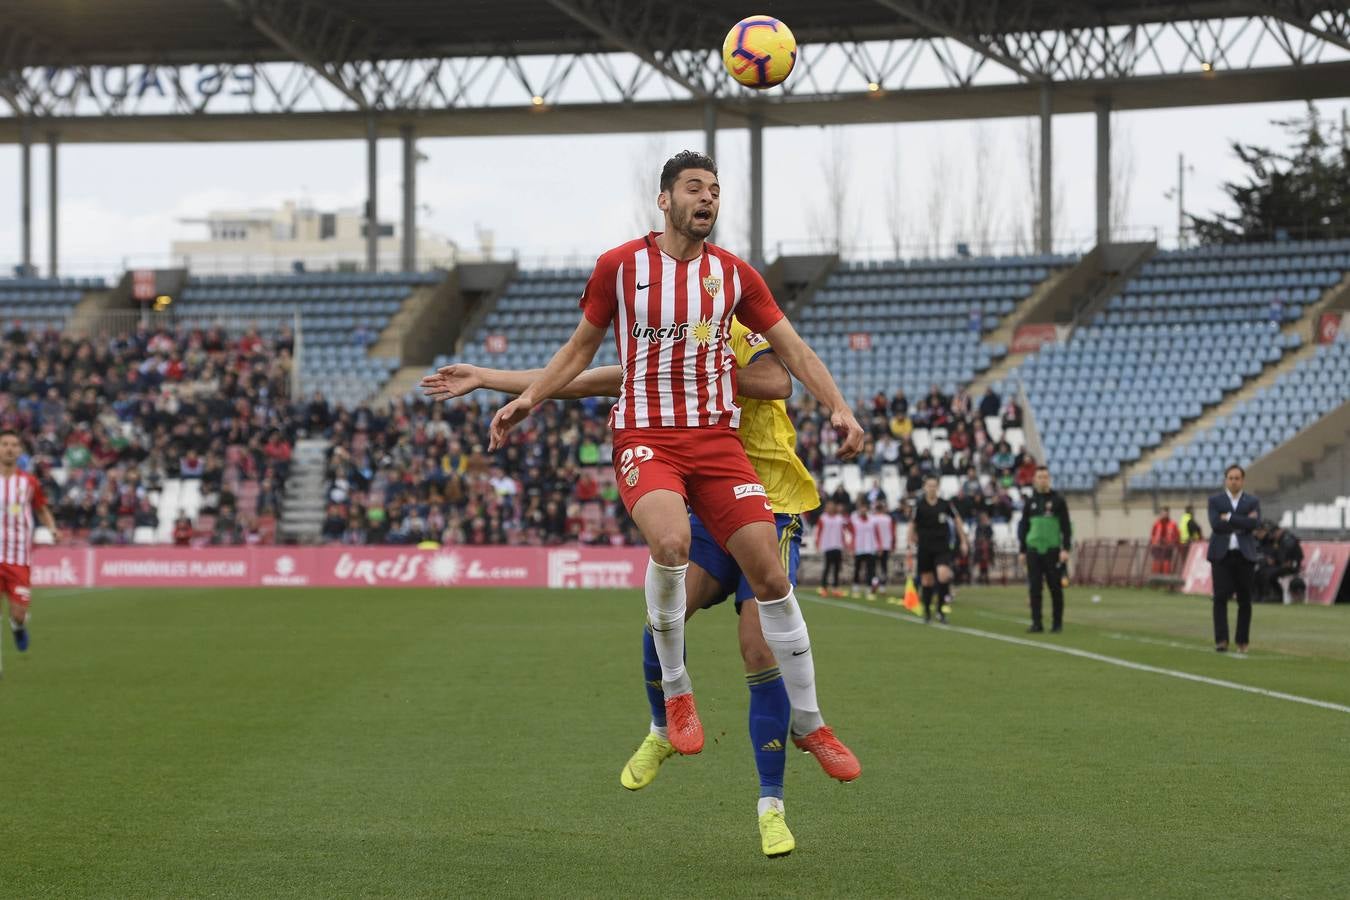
xmin=423 ymin=318 xmax=859 ymax=859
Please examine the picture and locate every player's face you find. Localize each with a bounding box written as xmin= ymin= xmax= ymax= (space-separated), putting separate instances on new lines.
xmin=0 ymin=436 xmax=20 ymax=466
xmin=923 ymin=479 xmax=938 ymax=501
xmin=661 ymin=169 xmax=719 ymax=241
xmin=1225 ymin=468 xmax=1244 ymax=494
xmin=1034 ymin=469 xmax=1050 ymax=492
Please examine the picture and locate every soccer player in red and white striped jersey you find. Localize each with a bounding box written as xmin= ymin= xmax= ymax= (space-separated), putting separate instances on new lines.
xmin=490 ymin=151 xmax=864 ymax=761
xmin=0 ymin=429 xmax=62 ymax=653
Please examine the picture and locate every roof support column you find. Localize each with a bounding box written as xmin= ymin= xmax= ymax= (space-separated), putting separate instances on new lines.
xmin=366 ymin=116 xmax=379 ymax=272
xmin=19 ymin=118 xmax=32 ymax=275
xmin=47 ymin=131 xmax=59 ymax=278
xmin=400 ymin=124 xmax=416 ymax=272
xmin=1038 ymin=83 xmax=1053 ymax=255
xmin=748 ymin=107 xmax=763 ymax=268
xmin=1095 ymin=96 xmax=1112 ymax=247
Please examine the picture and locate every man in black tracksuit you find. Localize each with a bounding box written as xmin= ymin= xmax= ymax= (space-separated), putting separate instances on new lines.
xmin=1017 ymin=465 xmax=1073 ymax=633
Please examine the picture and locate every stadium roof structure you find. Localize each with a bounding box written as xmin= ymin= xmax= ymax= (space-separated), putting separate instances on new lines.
xmin=0 ymin=0 xmax=1346 ymax=142
xmin=1 ymin=1 xmax=1347 ymax=271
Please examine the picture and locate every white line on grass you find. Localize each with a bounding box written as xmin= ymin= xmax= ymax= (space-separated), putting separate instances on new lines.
xmin=807 ymin=595 xmax=1350 ymax=716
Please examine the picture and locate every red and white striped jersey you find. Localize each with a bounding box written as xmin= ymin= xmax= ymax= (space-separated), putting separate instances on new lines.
xmin=850 ymin=511 xmax=878 ymax=555
xmin=579 ymin=232 xmax=784 ymax=430
xmin=815 ymin=513 xmax=848 ymax=552
xmin=871 ymin=512 xmax=895 ymax=551
xmin=0 ymin=471 xmax=46 ymax=566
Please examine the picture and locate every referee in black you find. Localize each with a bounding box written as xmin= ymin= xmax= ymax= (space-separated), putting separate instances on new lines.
xmin=1017 ymin=465 xmax=1072 ymax=633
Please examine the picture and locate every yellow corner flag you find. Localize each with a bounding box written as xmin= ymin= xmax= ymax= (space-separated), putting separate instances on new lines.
xmin=902 ymin=577 xmax=922 ymax=616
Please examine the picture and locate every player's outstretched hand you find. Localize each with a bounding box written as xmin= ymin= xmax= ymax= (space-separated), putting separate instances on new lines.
xmin=831 ymin=407 xmax=866 ymax=460
xmin=489 ymin=398 xmax=531 ymax=450
xmin=420 ymin=363 xmax=483 ymax=402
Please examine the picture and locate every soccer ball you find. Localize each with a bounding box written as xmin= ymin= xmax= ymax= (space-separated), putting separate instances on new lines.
xmin=722 ymin=16 xmax=797 ymax=89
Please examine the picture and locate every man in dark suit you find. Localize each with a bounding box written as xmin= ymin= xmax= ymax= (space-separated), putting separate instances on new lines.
xmin=1207 ymin=464 xmax=1261 ymax=653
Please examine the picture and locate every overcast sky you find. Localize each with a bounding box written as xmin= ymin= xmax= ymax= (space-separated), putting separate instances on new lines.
xmin=0 ymin=96 xmax=1345 ymax=277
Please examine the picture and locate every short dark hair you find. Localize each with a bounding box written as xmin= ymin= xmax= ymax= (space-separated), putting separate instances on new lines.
xmin=1225 ymin=464 xmax=1245 ymax=477
xmin=660 ymin=150 xmax=717 ymax=193
xmin=1035 ymin=465 xmax=1049 ymax=473
xmin=923 ymin=474 xmax=938 ymax=484
xmin=0 ymin=428 xmax=19 ymax=441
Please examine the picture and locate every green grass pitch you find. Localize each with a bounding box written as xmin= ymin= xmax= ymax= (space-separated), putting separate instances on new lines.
xmin=2 ymin=584 xmax=1348 ymax=898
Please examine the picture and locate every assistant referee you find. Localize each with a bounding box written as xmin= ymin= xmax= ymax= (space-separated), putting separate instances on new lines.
xmin=1017 ymin=465 xmax=1072 ymax=633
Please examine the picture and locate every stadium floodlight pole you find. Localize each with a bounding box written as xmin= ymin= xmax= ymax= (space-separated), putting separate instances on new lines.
xmin=47 ymin=130 xmax=58 ymax=278
xmin=1095 ymin=96 xmax=1111 ymax=247
xmin=18 ymin=116 xmax=33 ymax=275
xmin=401 ymin=124 xmax=416 ymax=272
xmin=1039 ymin=82 xmax=1053 ymax=255
xmin=704 ymin=100 xmax=717 ymax=164
xmin=749 ymin=105 xmax=764 ymax=269
xmin=366 ymin=115 xmax=378 ymax=273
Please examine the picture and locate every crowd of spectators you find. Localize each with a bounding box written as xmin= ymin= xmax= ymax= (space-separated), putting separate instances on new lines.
xmin=2 ymin=317 xmax=1040 ymax=551
xmin=316 ymin=379 xmax=1036 ymax=548
xmin=318 ymin=394 xmax=642 ymax=547
xmin=0 ymin=322 xmax=297 ymax=546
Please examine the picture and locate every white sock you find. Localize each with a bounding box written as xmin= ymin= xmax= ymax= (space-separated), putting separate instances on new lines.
xmin=645 ymin=558 xmax=689 ymax=694
xmin=756 ymin=588 xmax=821 ymax=720
xmin=651 ymin=723 xmax=669 ymax=740
xmin=758 ymin=796 xmax=784 ymax=816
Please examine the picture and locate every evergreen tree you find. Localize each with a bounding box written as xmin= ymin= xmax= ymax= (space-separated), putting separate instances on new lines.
xmin=1190 ymin=104 xmax=1349 ymax=245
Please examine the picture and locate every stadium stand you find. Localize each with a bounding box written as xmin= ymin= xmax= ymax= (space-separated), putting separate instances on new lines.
xmin=1133 ymin=334 xmax=1350 ymax=490
xmin=799 ymin=253 xmax=1076 ymax=403
xmin=0 ymin=324 xmax=296 ymax=546
xmin=178 ymin=272 xmax=438 ymax=408
xmin=1008 ymin=239 xmax=1349 ymax=491
xmin=2 ymin=276 xmax=107 ymax=332
xmin=439 ymin=267 xmax=621 ymax=378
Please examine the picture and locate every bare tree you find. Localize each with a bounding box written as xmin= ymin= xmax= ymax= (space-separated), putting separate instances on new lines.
xmin=1012 ymin=119 xmax=1038 ymax=255
xmin=969 ymin=123 xmax=1000 ymax=255
xmin=924 ymin=140 xmax=952 ymax=257
xmin=809 ymin=127 xmax=857 ymax=254
xmin=883 ymin=126 xmax=906 ymax=258
xmin=1110 ymin=112 xmax=1136 ymax=239
xmin=628 ymin=135 xmax=666 ymax=236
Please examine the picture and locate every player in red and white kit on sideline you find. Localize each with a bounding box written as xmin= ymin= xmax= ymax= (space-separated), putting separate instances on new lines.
xmin=0 ymin=429 xmax=62 ymax=655
xmin=870 ymin=501 xmax=898 ymax=596
xmin=814 ymin=502 xmax=848 ymax=598
xmin=848 ymin=504 xmax=878 ymax=598
xmin=489 ymin=151 xmax=864 ymax=757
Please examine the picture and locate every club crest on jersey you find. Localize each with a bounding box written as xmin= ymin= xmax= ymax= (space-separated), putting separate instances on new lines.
xmin=630 ymin=320 xmax=724 ymax=344
xmin=626 ymin=467 xmax=640 ymax=487
xmin=702 ymin=275 xmax=722 ymax=297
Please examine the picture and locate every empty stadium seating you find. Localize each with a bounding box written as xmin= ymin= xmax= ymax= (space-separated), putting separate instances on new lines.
xmin=1008 ymin=239 xmax=1349 ymax=492
xmin=1132 ymin=335 xmax=1350 ymax=490
xmin=453 ymin=267 xmax=620 ymax=372
xmin=179 ymin=271 xmax=436 ymax=407
xmin=1 ymin=276 xmax=107 ymax=330
xmin=801 ymin=254 xmax=1074 ymax=401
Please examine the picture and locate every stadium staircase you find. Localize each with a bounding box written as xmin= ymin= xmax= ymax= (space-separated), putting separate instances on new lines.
xmin=1110 ymin=271 xmax=1350 ymax=495
xmin=1011 ymin=239 xmax=1349 ymax=492
xmin=279 ymin=438 xmax=331 ymax=543
xmin=968 ymin=243 xmax=1154 ymax=396
xmin=0 ymin=275 xmax=109 ymax=331
xmin=795 ymin=252 xmax=1076 ymax=403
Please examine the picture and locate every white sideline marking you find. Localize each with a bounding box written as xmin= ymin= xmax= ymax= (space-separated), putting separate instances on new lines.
xmin=807 ymin=596 xmax=1350 ymax=717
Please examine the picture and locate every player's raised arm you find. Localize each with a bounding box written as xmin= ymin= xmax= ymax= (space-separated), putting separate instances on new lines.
xmin=489 ymin=318 xmax=607 ymax=449
xmin=760 ymin=318 xmax=863 ymax=458
xmin=422 ymin=363 xmax=623 ymax=401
